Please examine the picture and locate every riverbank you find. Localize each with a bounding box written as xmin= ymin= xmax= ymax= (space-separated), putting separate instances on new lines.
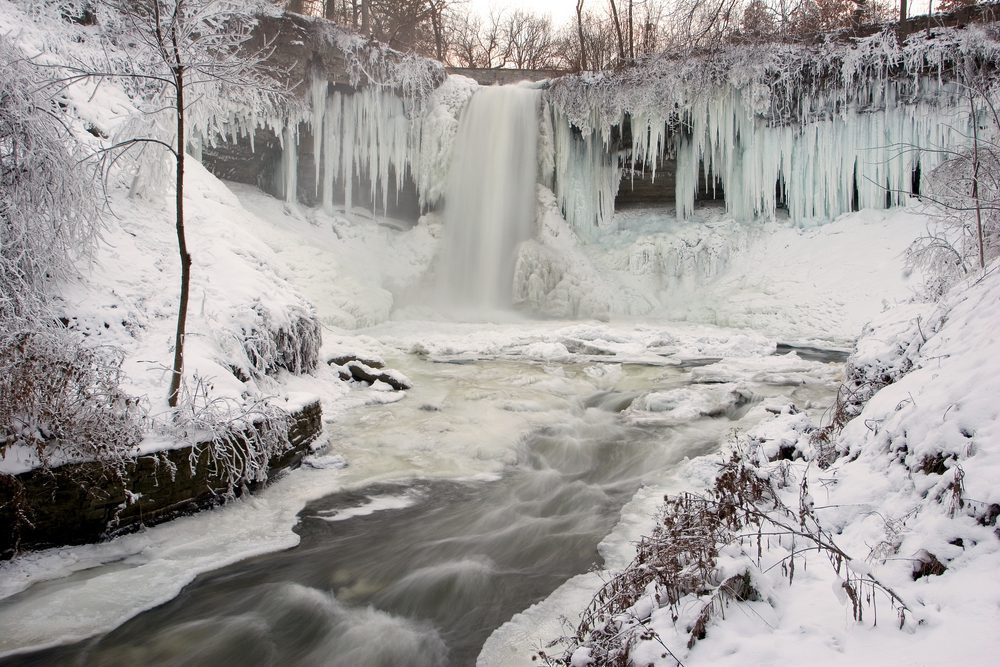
xmin=503 ymin=262 xmax=1000 ymax=667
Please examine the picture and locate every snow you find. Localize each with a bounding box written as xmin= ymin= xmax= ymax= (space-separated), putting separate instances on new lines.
xmin=511 ymin=190 xmax=925 ymax=345
xmin=310 ymin=491 xmax=418 ymax=522
xmin=2 ymin=4 xmax=998 ymax=666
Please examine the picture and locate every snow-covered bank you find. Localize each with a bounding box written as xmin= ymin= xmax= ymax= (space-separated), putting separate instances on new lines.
xmin=511 ymin=262 xmax=1000 ymax=667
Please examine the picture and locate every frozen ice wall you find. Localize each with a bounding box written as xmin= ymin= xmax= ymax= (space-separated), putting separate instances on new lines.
xmin=545 ymin=81 xmax=975 ymax=234
xmin=544 ymin=29 xmax=1000 ymax=234
xmin=259 ymin=74 xmax=475 ymax=214
xmin=438 ymin=86 xmax=541 ymax=311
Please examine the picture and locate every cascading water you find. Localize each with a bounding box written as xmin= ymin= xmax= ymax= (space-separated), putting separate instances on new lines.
xmin=438 ymin=86 xmax=540 ymax=313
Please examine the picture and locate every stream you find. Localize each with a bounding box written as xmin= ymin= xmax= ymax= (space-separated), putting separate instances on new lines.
xmin=0 ymin=328 xmax=843 ymax=666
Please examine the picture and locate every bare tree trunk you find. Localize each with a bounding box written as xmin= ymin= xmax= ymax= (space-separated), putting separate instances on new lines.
xmin=628 ymin=0 xmax=634 ymax=60
xmin=361 ymin=0 xmax=369 ymax=35
xmin=970 ymin=88 xmax=986 ymax=270
xmin=576 ymin=0 xmax=588 ymax=71
xmin=428 ymin=0 xmax=445 ymax=61
xmin=850 ymin=0 xmax=866 ymax=31
xmin=167 ymin=8 xmax=191 ymax=408
xmin=899 ymin=0 xmax=907 ymax=23
xmin=608 ymin=0 xmax=626 ymax=61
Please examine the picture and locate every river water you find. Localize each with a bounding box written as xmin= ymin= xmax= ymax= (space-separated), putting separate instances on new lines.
xmin=0 ymin=326 xmax=842 ymax=667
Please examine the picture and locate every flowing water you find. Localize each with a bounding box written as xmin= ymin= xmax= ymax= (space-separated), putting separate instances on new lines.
xmin=0 ymin=351 xmax=839 ymax=667
xmin=438 ymin=86 xmax=540 ymax=312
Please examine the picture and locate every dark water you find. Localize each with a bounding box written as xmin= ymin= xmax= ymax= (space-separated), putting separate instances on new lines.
xmin=775 ymin=343 xmax=850 ymax=363
xmin=2 ymin=398 xmax=721 ymax=667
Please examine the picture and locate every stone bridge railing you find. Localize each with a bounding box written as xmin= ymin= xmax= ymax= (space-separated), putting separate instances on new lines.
xmin=446 ymin=67 xmax=569 ymax=85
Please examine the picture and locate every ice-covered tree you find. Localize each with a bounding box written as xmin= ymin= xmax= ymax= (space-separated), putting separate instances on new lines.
xmin=0 ymin=37 xmax=100 ymax=321
xmin=909 ymin=68 xmax=1000 ymax=295
xmin=0 ymin=35 xmax=144 ymax=467
xmin=83 ymin=0 xmax=289 ymax=407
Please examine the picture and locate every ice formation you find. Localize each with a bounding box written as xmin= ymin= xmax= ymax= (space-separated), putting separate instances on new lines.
xmin=280 ymin=76 xmax=474 ymax=213
xmin=544 ymin=27 xmax=1000 ymax=232
xmin=186 ymin=23 xmax=1000 ymax=254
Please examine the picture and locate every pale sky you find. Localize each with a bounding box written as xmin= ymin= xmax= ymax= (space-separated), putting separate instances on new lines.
xmin=467 ymin=0 xmax=579 ymax=29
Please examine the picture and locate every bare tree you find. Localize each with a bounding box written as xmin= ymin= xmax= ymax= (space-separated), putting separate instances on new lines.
xmin=790 ymin=0 xmax=858 ymax=34
xmin=365 ymin=0 xmax=439 ymax=53
xmin=503 ymin=10 xmax=557 ymax=69
xmin=93 ymin=0 xmax=288 ymax=407
xmin=607 ymin=0 xmax=627 ymax=61
xmin=661 ymin=0 xmax=743 ymax=48
xmin=741 ymin=0 xmax=778 ymax=39
xmin=477 ymin=9 xmax=509 ymax=68
xmin=576 ymin=0 xmax=588 ymax=70
xmin=576 ymin=9 xmax=620 ymax=70
xmin=427 ymin=0 xmax=447 ymax=61
xmin=445 ymin=8 xmax=482 ymax=66
xmin=636 ymin=0 xmax=668 ymax=56
xmin=628 ymin=0 xmax=634 ymax=60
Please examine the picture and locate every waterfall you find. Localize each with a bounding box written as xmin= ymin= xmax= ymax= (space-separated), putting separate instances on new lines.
xmin=438 ymin=86 xmax=540 ymax=313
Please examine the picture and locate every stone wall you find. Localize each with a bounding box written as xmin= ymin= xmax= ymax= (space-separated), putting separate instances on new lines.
xmin=0 ymin=400 xmax=323 ymax=559
xmin=447 ymin=67 xmax=567 ymax=85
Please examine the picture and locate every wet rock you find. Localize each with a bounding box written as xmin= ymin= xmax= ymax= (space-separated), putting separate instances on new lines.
xmin=0 ymin=401 xmax=323 ymax=559
xmin=328 ymin=354 xmax=384 ymax=369
xmin=341 ymin=360 xmax=412 ymax=391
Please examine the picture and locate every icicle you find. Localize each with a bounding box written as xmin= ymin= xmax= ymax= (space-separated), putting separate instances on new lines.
xmin=342 ymin=93 xmax=355 ymax=211
xmin=547 ymin=58 xmax=995 ymax=231
xmin=311 ymin=77 xmax=328 ymax=198
xmin=283 ymin=123 xmax=298 ymax=204
xmin=322 ymin=92 xmax=341 ymax=213
xmin=550 ymin=106 xmax=621 ymax=239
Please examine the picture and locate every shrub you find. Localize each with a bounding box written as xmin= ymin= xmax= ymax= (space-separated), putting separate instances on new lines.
xmin=161 ymin=375 xmax=292 ymax=494
xmin=0 ymin=325 xmax=145 ymax=467
xmin=238 ymin=302 xmax=322 ymax=379
xmin=0 ymin=36 xmax=101 ymax=321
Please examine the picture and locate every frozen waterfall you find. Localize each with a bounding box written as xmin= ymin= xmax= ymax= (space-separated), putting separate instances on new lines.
xmin=437 ymin=86 xmax=540 ymax=313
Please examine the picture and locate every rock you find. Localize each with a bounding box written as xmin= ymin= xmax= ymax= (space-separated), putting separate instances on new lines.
xmin=341 ymin=360 xmax=412 ymax=391
xmin=0 ymin=400 xmax=323 ymax=559
xmin=328 ymin=353 xmax=384 ymax=369
xmin=911 ymin=549 xmax=947 ymax=580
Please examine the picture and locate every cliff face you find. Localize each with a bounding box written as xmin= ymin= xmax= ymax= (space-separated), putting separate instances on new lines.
xmin=201 ymin=11 xmax=441 ymax=219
